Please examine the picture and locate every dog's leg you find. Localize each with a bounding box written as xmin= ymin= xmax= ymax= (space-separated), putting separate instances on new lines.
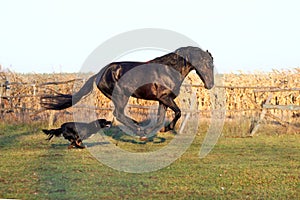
xmin=74 ymin=139 xmax=85 ymax=149
xmin=47 ymin=134 xmax=54 ymax=141
xmin=68 ymin=140 xmax=76 ymax=149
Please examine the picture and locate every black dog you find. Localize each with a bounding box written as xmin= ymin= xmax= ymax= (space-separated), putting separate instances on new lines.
xmin=42 ymin=119 xmax=112 ymax=149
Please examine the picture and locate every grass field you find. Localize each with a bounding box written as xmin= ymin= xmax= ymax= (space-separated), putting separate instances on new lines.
xmin=0 ymin=122 xmax=299 ymax=199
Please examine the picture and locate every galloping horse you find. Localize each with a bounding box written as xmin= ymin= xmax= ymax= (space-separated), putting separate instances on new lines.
xmin=41 ymin=46 xmax=214 ymax=137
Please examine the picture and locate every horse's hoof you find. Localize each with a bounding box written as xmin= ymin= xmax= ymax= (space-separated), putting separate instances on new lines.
xmin=140 ymin=136 xmax=148 ymax=141
xmin=160 ymin=127 xmax=170 ymax=132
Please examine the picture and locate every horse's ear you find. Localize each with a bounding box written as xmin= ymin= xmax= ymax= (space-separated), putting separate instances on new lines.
xmin=206 ymin=50 xmax=213 ymax=60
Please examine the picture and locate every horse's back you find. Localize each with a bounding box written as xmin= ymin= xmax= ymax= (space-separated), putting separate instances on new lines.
xmin=95 ymin=61 xmax=145 ymax=99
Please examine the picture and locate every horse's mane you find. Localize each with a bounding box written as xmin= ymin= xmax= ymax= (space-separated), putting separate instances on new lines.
xmin=149 ymin=52 xmax=180 ymax=66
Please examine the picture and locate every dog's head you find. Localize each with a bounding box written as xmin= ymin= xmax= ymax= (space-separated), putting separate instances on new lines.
xmin=96 ymin=119 xmax=112 ymax=128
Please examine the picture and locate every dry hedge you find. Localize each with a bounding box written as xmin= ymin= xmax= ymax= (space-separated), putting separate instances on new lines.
xmin=0 ymin=69 xmax=299 ymax=125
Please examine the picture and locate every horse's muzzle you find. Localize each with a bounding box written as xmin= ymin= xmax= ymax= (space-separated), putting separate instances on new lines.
xmin=205 ymin=83 xmax=214 ymax=90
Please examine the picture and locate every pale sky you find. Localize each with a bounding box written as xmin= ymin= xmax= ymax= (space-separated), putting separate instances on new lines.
xmin=0 ymin=0 xmax=299 ymax=73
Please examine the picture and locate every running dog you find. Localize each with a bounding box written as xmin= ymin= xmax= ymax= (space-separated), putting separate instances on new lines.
xmin=42 ymin=119 xmax=112 ymax=149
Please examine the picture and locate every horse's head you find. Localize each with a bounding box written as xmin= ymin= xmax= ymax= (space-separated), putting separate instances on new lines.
xmin=175 ymin=47 xmax=214 ymax=89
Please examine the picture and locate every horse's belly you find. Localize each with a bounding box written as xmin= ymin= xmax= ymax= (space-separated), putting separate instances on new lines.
xmin=132 ymin=84 xmax=176 ymax=100
xmin=132 ymin=85 xmax=158 ymax=100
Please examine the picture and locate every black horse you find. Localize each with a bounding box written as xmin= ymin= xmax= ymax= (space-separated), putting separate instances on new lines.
xmin=41 ymin=46 xmax=214 ymax=138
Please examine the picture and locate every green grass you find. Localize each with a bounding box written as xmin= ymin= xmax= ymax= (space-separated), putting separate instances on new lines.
xmin=0 ymin=122 xmax=299 ymax=199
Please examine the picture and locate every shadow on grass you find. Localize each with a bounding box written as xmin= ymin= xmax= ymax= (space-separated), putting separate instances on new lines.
xmin=103 ymin=125 xmax=167 ymax=145
xmin=44 ymin=126 xmax=167 ymax=148
xmin=49 ymin=140 xmax=111 ymax=148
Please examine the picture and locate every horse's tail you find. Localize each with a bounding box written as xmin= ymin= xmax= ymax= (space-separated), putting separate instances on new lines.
xmin=40 ymin=74 xmax=97 ymax=110
xmin=42 ymin=128 xmax=62 ymax=141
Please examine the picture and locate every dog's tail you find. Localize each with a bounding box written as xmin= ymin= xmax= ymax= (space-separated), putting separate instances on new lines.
xmin=42 ymin=128 xmax=62 ymax=141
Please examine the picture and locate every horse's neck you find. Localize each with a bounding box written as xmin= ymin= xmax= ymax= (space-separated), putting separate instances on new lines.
xmin=150 ymin=53 xmax=193 ymax=78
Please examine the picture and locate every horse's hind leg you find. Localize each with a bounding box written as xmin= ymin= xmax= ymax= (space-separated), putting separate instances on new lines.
xmin=112 ymin=95 xmax=141 ymax=134
xmin=157 ymin=103 xmax=167 ymax=128
xmin=159 ymin=98 xmax=181 ymax=132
